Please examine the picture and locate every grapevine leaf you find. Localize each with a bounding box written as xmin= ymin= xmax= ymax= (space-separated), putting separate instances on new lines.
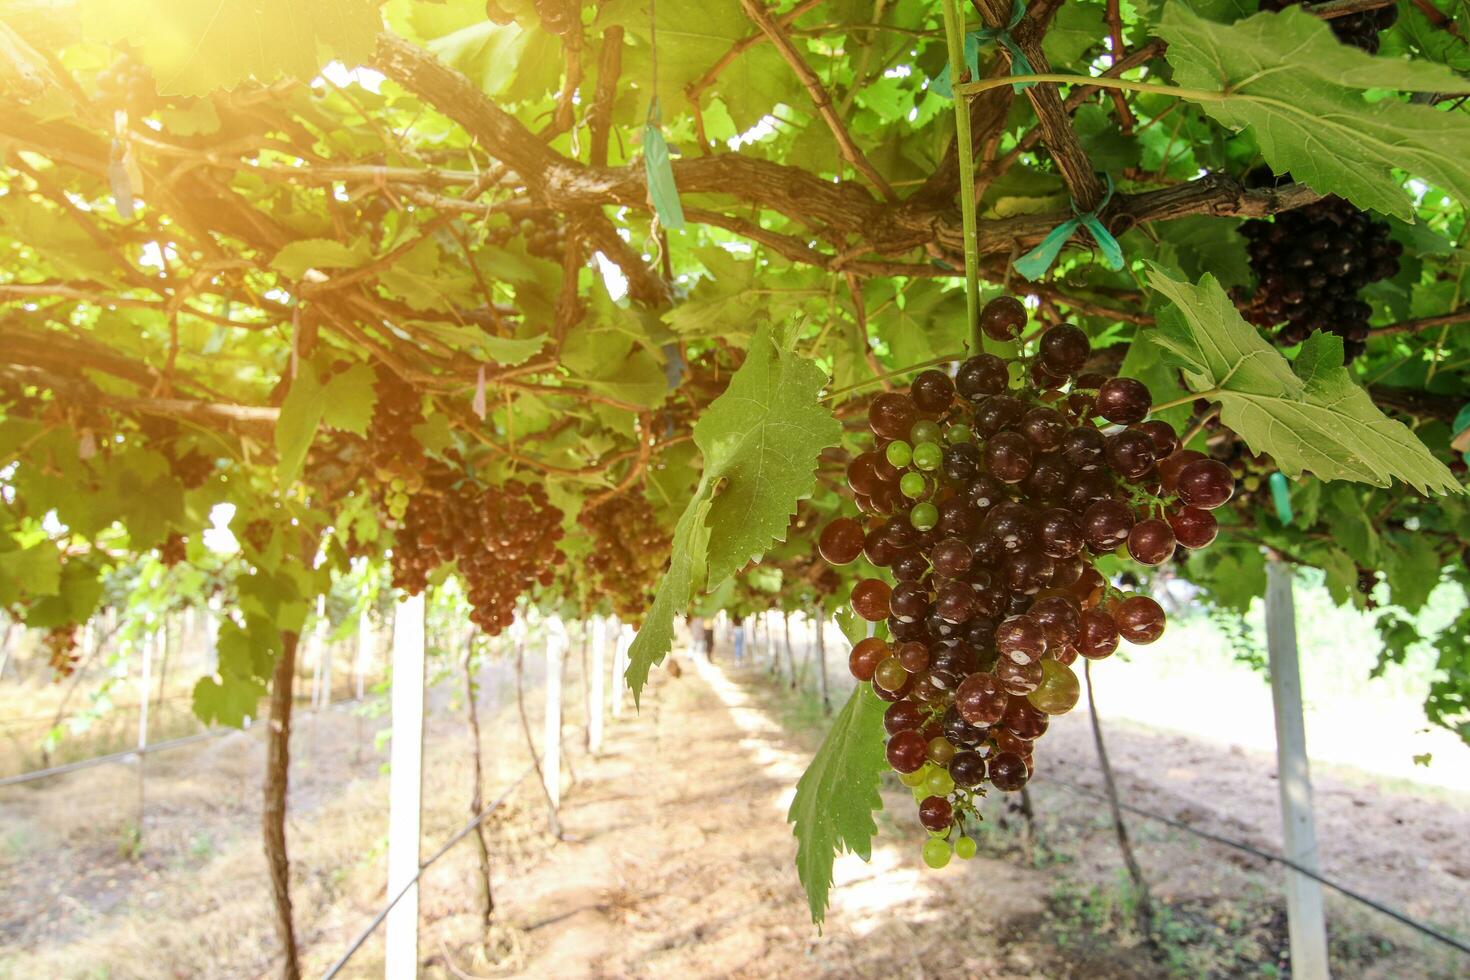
xmin=275 ymin=364 xmax=375 ymax=483
xmin=192 ymin=675 xmax=265 ymax=728
xmin=270 ymin=239 xmax=372 ymax=279
xmin=1156 ymin=6 xmax=1470 ymax=219
xmin=0 ymin=540 xmax=62 ymax=602
xmin=275 ymin=370 xmax=325 ymax=488
xmin=79 ymin=0 xmax=381 ymax=96
xmin=1145 ymin=267 xmax=1465 ymax=494
xmin=1382 ymin=535 xmax=1442 ymax=613
xmin=788 ymin=684 xmax=889 ymax=928
xmin=624 ymin=324 xmax=840 ymax=703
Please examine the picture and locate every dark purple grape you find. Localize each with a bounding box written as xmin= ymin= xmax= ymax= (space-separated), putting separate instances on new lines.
xmin=818 ymin=517 xmax=864 ymax=565
xmin=984 ymin=431 xmax=1033 ymax=484
xmin=1094 ymin=377 xmax=1151 ymax=424
xmin=910 ymin=369 xmax=955 ymax=413
xmin=980 ymin=295 xmax=1027 ymax=341
xmin=869 ymin=393 xmax=918 ymax=440
xmin=956 ymin=354 xmax=1009 ymax=400
xmin=1037 ymin=324 xmax=1090 ymax=377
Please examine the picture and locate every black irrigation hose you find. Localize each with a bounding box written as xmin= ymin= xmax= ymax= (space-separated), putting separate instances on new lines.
xmin=1043 ymin=775 xmax=1470 ymax=958
xmin=320 ymin=763 xmax=537 ymax=980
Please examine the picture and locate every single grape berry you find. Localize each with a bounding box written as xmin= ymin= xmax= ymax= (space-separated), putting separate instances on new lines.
xmin=918 ymin=794 xmax=954 ymax=831
xmin=1082 ymin=498 xmax=1136 ymax=552
xmin=1094 ymin=377 xmax=1151 ymax=424
xmin=849 ymin=637 xmax=889 ymax=680
xmin=922 ymin=836 xmax=953 ymax=868
xmin=1037 ymin=324 xmax=1090 ymax=377
xmin=911 ymin=369 xmax=955 ymax=413
xmin=995 ymin=656 xmax=1043 ymax=695
xmin=851 ymin=578 xmax=893 ymax=621
xmin=1106 ymin=429 xmax=1156 ymax=480
xmin=1029 ymin=660 xmax=1081 ymax=715
xmin=1115 ymin=595 xmax=1166 ymax=644
xmin=954 ymin=836 xmax=978 ymax=860
xmin=1168 ymin=506 xmax=1219 ymax=549
xmin=869 ymin=392 xmax=918 ymax=441
xmin=1127 ymin=518 xmax=1176 ymax=566
xmin=988 ymin=751 xmax=1030 ymax=791
xmin=884 ymin=699 xmax=924 ymax=735
xmin=887 ymin=729 xmax=929 ymax=773
xmin=985 ymin=430 xmax=1034 ymax=484
xmin=1176 ymin=459 xmax=1236 ymax=510
xmin=950 ymin=750 xmax=988 ymax=788
xmin=956 ymin=671 xmax=1008 ymax=725
xmin=956 ymin=354 xmax=1009 ymax=400
xmin=980 ymin=295 xmax=1027 ymax=341
xmin=874 ymin=657 xmax=910 ymax=693
xmin=818 ymin=517 xmax=865 ymax=565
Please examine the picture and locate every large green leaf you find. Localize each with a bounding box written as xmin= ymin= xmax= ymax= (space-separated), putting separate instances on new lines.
xmin=275 ymin=362 xmax=378 ymax=486
xmin=624 ymin=323 xmax=840 ymax=701
xmin=1146 ymin=267 xmax=1464 ymax=495
xmin=1156 ymin=6 xmax=1470 ymax=218
xmin=79 ymin=0 xmax=382 ymax=96
xmin=787 ymin=684 xmax=889 ymax=928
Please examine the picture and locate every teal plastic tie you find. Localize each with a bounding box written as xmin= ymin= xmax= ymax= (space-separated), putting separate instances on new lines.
xmin=1013 ymin=174 xmax=1125 ymax=281
xmin=932 ymin=0 xmax=1034 ymax=97
xmin=643 ymin=98 xmax=685 ymax=231
xmin=1269 ymin=472 xmax=1294 ymax=526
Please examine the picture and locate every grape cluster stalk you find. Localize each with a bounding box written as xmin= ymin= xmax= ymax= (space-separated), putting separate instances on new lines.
xmin=1238 ymin=196 xmax=1401 ymax=362
xmin=389 ymin=458 xmax=566 ymax=635
xmin=817 ymin=297 xmax=1235 ymax=868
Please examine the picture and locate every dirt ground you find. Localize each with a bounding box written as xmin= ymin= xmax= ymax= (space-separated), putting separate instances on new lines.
xmin=1 ymin=648 xmax=1467 ymax=978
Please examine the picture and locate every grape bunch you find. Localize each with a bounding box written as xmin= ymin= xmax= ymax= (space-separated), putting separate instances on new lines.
xmin=487 ymin=217 xmax=566 ymax=263
xmin=1237 ymin=195 xmax=1401 ymax=362
xmin=96 ymin=55 xmax=158 ymax=111
xmin=159 ymin=532 xmax=187 ymax=568
xmin=390 ymin=459 xmax=566 ymax=635
xmin=369 ymin=365 xmax=428 ymax=520
xmin=44 ymin=626 xmax=81 ymax=681
xmin=1259 ymin=0 xmax=1397 ymax=53
xmin=816 ymin=296 xmax=1234 ymax=868
xmin=171 ymin=450 xmax=215 ymax=490
xmin=578 ymin=493 xmax=671 ymax=622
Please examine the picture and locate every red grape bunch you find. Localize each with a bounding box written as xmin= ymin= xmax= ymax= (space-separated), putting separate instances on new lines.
xmin=1237 ymin=195 xmax=1401 ymax=362
xmin=44 ymin=626 xmax=81 ymax=681
xmin=390 ymin=458 xmax=566 ymax=636
xmin=368 ymin=365 xmax=429 ymax=521
xmin=816 ymin=295 xmax=1234 ymax=868
xmin=579 ymin=493 xmax=671 ymax=623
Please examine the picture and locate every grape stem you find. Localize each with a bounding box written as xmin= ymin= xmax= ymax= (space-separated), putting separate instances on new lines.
xmin=939 ymin=0 xmax=982 ymax=351
xmin=822 ymin=352 xmax=968 ymax=401
xmin=1151 ymin=388 xmax=1220 ymax=414
xmin=955 ymin=73 xmax=1228 ymax=104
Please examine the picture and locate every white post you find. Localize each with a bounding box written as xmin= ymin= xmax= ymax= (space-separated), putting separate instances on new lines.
xmin=543 ymin=618 xmax=566 ymax=810
xmin=588 ymin=617 xmax=606 ymax=755
xmin=385 ymin=592 xmax=427 ymax=980
xmin=355 ymin=605 xmax=373 ymax=701
xmin=137 ymin=628 xmax=153 ymax=755
xmin=1265 ymin=560 xmax=1330 ymax=980
xmin=611 ymin=624 xmax=630 ymax=718
xmin=314 ymin=594 xmax=332 ymax=707
xmin=204 ymin=595 xmax=221 ymax=674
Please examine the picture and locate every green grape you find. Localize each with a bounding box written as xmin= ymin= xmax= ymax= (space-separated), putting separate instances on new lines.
xmin=900 ymin=472 xmax=927 ymax=499
xmin=945 ymin=423 xmax=973 ymax=445
xmin=885 ymin=440 xmax=913 ymax=468
xmin=910 ymin=419 xmax=941 ymax=445
xmin=922 ymin=837 xmax=952 ymax=869
xmin=898 ymin=763 xmax=931 ymax=788
xmin=390 ymin=477 xmax=406 ymax=492
xmin=954 ymin=836 xmax=977 ymax=860
xmin=912 ymin=442 xmax=942 ymax=471
xmin=924 ymin=766 xmax=954 ymax=797
xmin=910 ymin=502 xmax=938 ymax=531
xmin=1028 ymin=659 xmax=1081 ymax=715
